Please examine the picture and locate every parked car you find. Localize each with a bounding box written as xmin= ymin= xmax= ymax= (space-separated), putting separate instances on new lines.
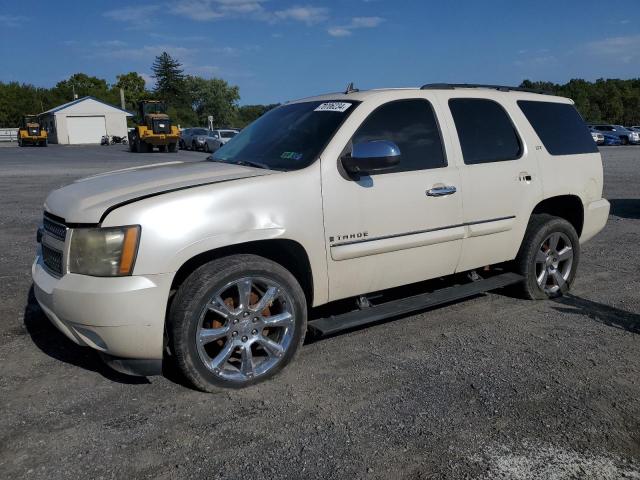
xmin=180 ymin=128 xmax=211 ymax=151
xmin=32 ymin=84 xmax=609 ymax=391
xmin=590 ymin=127 xmax=622 ymax=146
xmin=627 ymin=126 xmax=640 ymax=135
xmin=590 ymin=130 xmax=604 ymax=145
xmin=590 ymin=124 xmax=640 ymax=145
xmin=178 ymin=128 xmax=191 ymax=150
xmin=204 ymin=128 xmax=240 ymax=153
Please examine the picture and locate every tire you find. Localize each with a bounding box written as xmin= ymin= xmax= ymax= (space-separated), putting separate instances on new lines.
xmin=179 ymin=139 xmax=185 ymax=150
xmin=158 ymin=145 xmax=167 ymax=152
xmin=192 ymin=141 xmax=198 ymax=151
xmin=621 ymin=136 xmax=629 ymax=145
xmin=168 ymin=254 xmax=307 ymax=392
xmin=513 ymin=214 xmax=580 ymax=300
xmin=168 ymin=142 xmax=177 ymax=153
xmin=139 ymin=140 xmax=150 ymax=153
xmin=204 ymin=143 xmax=210 ymax=153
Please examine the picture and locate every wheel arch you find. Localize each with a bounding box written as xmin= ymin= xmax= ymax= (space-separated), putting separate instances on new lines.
xmin=169 ymin=239 xmax=315 ymax=310
xmin=531 ymin=195 xmax=584 ymax=236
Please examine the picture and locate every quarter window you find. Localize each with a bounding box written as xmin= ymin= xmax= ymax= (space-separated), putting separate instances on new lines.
xmin=449 ymin=98 xmax=522 ymax=164
xmin=518 ymin=101 xmax=598 ymax=156
xmin=351 ymin=99 xmax=447 ymax=173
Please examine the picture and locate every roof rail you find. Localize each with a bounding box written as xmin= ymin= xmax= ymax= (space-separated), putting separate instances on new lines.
xmin=420 ymin=83 xmax=552 ymax=95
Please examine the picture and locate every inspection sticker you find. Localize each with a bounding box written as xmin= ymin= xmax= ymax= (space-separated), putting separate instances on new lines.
xmin=314 ymin=102 xmax=352 ymax=113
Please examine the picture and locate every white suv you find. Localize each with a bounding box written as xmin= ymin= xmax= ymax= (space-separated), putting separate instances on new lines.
xmin=32 ymin=84 xmax=610 ymax=391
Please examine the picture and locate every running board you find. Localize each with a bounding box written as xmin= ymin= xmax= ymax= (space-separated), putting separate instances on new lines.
xmin=308 ymin=272 xmax=523 ymax=336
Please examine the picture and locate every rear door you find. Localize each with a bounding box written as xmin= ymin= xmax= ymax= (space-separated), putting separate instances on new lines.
xmin=439 ymin=94 xmax=543 ymax=271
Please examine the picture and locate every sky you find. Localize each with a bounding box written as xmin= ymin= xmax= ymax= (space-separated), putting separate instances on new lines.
xmin=1 ymin=0 xmax=639 ymax=105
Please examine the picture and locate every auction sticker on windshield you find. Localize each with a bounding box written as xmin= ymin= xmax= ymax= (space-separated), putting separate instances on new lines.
xmin=314 ymin=102 xmax=352 ymax=113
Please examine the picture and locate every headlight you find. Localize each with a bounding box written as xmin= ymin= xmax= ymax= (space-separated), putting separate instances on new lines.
xmin=69 ymin=226 xmax=140 ymax=276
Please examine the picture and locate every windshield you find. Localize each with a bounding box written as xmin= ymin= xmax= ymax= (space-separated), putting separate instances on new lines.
xmin=213 ymin=100 xmax=358 ymax=170
xmin=220 ymin=131 xmax=237 ymax=138
xmin=143 ymin=102 xmax=166 ymax=115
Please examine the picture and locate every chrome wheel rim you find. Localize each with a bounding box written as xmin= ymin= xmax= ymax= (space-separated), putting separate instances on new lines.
xmin=535 ymin=232 xmax=574 ymax=294
xmin=195 ymin=276 xmax=295 ymax=382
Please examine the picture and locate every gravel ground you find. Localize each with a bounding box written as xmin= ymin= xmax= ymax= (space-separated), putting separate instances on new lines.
xmin=0 ymin=144 xmax=639 ymax=479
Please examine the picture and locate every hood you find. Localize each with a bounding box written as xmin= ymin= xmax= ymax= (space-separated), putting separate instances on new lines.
xmin=44 ymin=160 xmax=274 ymax=223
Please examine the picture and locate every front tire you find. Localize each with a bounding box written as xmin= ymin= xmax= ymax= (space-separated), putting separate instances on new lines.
xmin=514 ymin=214 xmax=580 ymax=299
xmin=169 ymin=254 xmax=307 ymax=392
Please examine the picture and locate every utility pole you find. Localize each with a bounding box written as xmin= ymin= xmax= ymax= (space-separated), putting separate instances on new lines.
xmin=120 ymin=88 xmax=126 ymax=110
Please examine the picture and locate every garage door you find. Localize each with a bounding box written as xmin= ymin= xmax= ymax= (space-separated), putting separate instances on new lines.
xmin=67 ymin=116 xmax=106 ymax=144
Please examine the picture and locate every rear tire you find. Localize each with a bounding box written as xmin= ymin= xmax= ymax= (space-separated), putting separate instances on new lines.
xmin=168 ymin=142 xmax=177 ymax=153
xmin=158 ymin=145 xmax=167 ymax=152
xmin=621 ymin=136 xmax=629 ymax=145
xmin=168 ymin=254 xmax=307 ymax=392
xmin=513 ymin=214 xmax=580 ymax=300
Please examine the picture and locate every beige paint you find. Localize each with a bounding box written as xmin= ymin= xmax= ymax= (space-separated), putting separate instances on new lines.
xmin=33 ymin=87 xmax=609 ymax=362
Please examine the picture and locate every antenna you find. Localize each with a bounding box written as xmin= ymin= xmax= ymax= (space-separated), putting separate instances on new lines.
xmin=344 ymin=82 xmax=359 ymax=94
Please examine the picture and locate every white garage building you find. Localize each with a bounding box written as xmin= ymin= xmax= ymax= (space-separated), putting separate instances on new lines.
xmin=39 ymin=96 xmax=132 ymax=145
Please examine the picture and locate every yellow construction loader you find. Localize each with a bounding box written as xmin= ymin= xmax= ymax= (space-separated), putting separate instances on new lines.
xmin=128 ymin=100 xmax=179 ymax=153
xmin=18 ymin=115 xmax=47 ymax=147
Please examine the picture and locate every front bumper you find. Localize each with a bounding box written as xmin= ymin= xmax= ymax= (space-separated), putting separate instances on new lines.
xmin=32 ymin=255 xmax=173 ymax=370
xmin=581 ymin=198 xmax=610 ymax=244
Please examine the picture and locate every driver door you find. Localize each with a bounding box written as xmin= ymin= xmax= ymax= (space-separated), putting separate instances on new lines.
xmin=320 ymin=96 xmax=464 ymax=302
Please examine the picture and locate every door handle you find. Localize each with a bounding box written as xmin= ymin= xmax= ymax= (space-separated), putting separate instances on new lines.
xmin=426 ymin=185 xmax=457 ymax=197
xmin=518 ymin=172 xmax=533 ymax=183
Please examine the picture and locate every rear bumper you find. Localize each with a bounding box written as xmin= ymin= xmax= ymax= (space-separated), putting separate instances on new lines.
xmin=581 ymin=198 xmax=610 ymax=243
xmin=32 ymin=256 xmax=173 ymax=367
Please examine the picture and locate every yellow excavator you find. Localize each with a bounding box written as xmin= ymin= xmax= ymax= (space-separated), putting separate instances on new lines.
xmin=18 ymin=115 xmax=47 ymax=147
xmin=128 ymin=100 xmax=179 ymax=153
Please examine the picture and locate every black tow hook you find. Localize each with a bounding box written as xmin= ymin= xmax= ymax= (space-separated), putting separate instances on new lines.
xmin=36 ymin=226 xmax=43 ymax=244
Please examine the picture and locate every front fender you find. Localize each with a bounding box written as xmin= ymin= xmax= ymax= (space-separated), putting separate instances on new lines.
xmin=100 ymin=165 xmax=329 ymax=305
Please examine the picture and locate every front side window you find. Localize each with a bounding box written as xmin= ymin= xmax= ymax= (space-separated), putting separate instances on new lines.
xmin=351 ymin=99 xmax=446 ymax=173
xmin=449 ymin=98 xmax=522 ymax=165
xmin=518 ymin=100 xmax=598 ymax=156
xmin=213 ymin=100 xmax=358 ymax=171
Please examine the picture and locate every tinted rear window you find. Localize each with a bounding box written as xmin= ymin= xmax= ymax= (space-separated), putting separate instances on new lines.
xmin=449 ymin=98 xmax=522 ymax=165
xmin=518 ymin=101 xmax=598 ymax=155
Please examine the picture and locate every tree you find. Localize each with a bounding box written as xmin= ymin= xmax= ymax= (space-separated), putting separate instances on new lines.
xmin=54 ymin=73 xmax=112 ymax=102
xmin=114 ymin=72 xmax=148 ymax=111
xmin=185 ymin=76 xmax=240 ymax=126
xmin=234 ymin=104 xmax=279 ymax=128
xmin=151 ymin=52 xmax=185 ymax=105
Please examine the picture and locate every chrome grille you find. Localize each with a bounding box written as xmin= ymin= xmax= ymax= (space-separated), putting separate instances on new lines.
xmin=43 ymin=216 xmax=67 ymax=241
xmin=42 ymin=244 xmax=63 ymax=276
xmin=41 ymin=213 xmax=67 ymax=277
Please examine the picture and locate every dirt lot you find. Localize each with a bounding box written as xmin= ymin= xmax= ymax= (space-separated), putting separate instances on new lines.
xmin=0 ymin=144 xmax=639 ymax=479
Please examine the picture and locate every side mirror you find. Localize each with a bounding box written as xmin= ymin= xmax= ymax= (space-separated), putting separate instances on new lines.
xmin=341 ymin=140 xmax=401 ymax=175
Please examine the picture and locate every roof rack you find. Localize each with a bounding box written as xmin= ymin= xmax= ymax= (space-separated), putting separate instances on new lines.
xmin=420 ymin=83 xmax=551 ymax=95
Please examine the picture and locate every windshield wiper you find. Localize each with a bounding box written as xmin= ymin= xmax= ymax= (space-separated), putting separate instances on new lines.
xmin=207 ymin=156 xmax=271 ymax=170
xmin=232 ymin=160 xmax=270 ymax=170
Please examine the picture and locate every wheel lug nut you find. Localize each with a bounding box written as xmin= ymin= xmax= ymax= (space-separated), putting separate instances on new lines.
xmin=253 ymin=317 xmax=259 ymax=323
xmin=243 ymin=312 xmax=250 ymax=317
xmin=241 ymin=336 xmax=248 ymax=342
xmin=233 ymin=319 xmax=238 ymax=324
xmin=232 ymin=331 xmax=238 ymax=337
xmin=252 ymin=329 xmax=258 ymax=335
